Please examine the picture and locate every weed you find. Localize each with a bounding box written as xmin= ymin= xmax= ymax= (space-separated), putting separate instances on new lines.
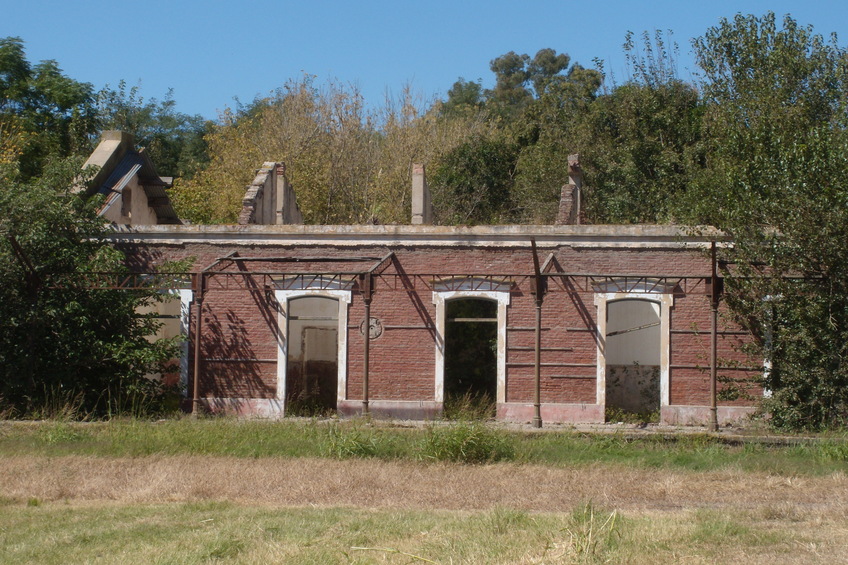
xmin=484 ymin=506 xmax=531 ymax=534
xmin=325 ymin=422 xmax=378 ymax=458
xmin=285 ymin=396 xmax=337 ymax=418
xmin=561 ymin=502 xmax=621 ymax=561
xmin=26 ymin=386 xmax=87 ymax=421
xmin=39 ymin=422 xmax=90 ymax=444
xmin=26 ymin=497 xmax=40 ymax=507
xmin=443 ymin=392 xmax=495 ymax=421
xmin=605 ymin=405 xmax=660 ymax=425
xmin=421 ymin=421 xmax=515 ymax=463
xmin=815 ymin=439 xmax=848 ymax=462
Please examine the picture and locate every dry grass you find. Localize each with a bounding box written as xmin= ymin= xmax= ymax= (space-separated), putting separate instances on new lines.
xmin=2 ymin=456 xmax=847 ymax=563
xmin=1 ymin=455 xmax=846 ymax=513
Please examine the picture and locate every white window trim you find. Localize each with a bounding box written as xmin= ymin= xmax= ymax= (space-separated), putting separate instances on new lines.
xmin=432 ymin=289 xmax=510 ymax=404
xmin=274 ymin=289 xmax=352 ymax=411
xmin=594 ymin=292 xmax=673 ymax=408
xmin=176 ymin=289 xmax=193 ymax=396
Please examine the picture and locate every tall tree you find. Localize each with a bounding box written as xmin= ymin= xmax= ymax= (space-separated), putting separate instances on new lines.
xmin=441 ymin=78 xmax=485 ymax=118
xmin=96 ymin=81 xmax=211 ymax=178
xmin=687 ymin=13 xmax=848 ymax=429
xmin=172 ymin=77 xmax=486 ymax=225
xmin=0 ymin=37 xmax=96 ymax=180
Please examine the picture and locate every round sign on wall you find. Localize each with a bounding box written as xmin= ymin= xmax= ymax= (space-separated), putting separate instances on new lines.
xmin=359 ymin=317 xmax=384 ymax=339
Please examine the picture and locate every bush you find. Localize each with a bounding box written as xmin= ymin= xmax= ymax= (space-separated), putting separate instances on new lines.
xmin=421 ymin=421 xmax=515 ymax=463
xmin=325 ymin=423 xmax=378 ymax=459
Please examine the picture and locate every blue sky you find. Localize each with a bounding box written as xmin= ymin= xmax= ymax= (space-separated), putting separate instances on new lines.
xmin=3 ymin=1 xmax=848 ymax=120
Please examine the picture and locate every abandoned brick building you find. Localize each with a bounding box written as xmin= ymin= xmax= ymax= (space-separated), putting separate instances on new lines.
xmin=90 ymin=132 xmax=762 ymax=427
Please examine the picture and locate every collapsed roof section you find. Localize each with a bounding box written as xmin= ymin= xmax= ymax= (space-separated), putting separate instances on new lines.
xmin=83 ymin=127 xmax=586 ymax=229
xmin=81 ymin=131 xmax=180 ymax=225
xmin=237 ymin=157 xmax=582 ymax=228
xmin=238 ymin=162 xmax=303 ymax=225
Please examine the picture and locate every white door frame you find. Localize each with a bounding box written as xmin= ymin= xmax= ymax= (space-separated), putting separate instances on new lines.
xmin=432 ymin=289 xmax=510 ymax=403
xmin=594 ymin=292 xmax=673 ymax=408
xmin=274 ymin=289 xmax=352 ymax=411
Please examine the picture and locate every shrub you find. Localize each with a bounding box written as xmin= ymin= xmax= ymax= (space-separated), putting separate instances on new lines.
xmin=421 ymin=421 xmax=515 ymax=463
xmin=325 ymin=423 xmax=378 ymax=459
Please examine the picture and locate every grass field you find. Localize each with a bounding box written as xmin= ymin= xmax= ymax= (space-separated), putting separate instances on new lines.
xmin=1 ymin=418 xmax=846 ymax=564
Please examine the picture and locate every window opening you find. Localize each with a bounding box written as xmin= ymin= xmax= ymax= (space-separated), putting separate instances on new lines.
xmin=121 ymin=187 xmax=132 ymax=220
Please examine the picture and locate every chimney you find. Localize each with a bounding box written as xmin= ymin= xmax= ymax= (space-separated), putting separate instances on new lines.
xmin=556 ymin=154 xmax=582 ymax=225
xmin=411 ymin=163 xmax=432 ymax=225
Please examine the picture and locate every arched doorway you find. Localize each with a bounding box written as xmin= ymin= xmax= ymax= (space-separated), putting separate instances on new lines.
xmin=285 ymin=296 xmax=340 ymax=414
xmin=433 ymin=282 xmax=510 ymax=417
xmin=444 ymin=297 xmax=498 ymax=415
xmin=604 ymin=298 xmax=661 ymax=418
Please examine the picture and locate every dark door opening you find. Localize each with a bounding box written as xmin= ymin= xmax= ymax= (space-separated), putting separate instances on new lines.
xmin=605 ymin=299 xmax=661 ymax=421
xmin=286 ymin=296 xmax=339 ymax=415
xmin=444 ymin=298 xmax=497 ymax=417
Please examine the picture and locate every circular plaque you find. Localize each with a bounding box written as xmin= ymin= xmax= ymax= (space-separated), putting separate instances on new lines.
xmin=359 ymin=317 xmax=384 ymax=339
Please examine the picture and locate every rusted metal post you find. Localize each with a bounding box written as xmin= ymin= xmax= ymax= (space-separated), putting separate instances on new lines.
xmin=533 ymin=299 xmax=543 ymax=428
xmin=192 ymin=272 xmax=205 ymax=417
xmin=709 ymin=242 xmax=720 ymax=432
xmin=361 ymin=273 xmax=372 ymax=416
xmin=531 ymin=239 xmax=545 ymax=428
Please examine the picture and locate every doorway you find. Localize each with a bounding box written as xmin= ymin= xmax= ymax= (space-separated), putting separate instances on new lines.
xmin=285 ymin=296 xmax=339 ymax=414
xmin=604 ymin=299 xmax=661 ymax=419
xmin=444 ymin=298 xmax=498 ymax=417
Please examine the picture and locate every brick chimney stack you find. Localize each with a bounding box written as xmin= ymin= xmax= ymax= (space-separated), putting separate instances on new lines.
xmin=411 ymin=163 xmax=433 ymax=225
xmin=555 ymin=154 xmax=582 ymax=225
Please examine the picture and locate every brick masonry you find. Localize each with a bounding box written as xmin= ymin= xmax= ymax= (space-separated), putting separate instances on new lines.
xmin=117 ymin=226 xmax=761 ymax=425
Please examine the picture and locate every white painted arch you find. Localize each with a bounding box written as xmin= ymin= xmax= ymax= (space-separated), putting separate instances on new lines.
xmin=594 ymin=291 xmax=674 ymax=408
xmin=432 ymin=288 xmax=510 ymax=404
xmin=274 ymin=288 xmax=352 ymax=412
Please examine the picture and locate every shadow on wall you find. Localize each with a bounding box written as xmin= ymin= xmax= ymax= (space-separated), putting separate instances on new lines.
xmin=199 ymin=308 xmax=275 ymax=399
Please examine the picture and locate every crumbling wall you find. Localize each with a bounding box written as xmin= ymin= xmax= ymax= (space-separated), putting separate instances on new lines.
xmin=238 ymin=162 xmax=303 ymax=225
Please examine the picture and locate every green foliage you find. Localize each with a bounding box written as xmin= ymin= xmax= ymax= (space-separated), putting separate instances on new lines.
xmin=172 ymin=77 xmax=488 ymax=224
xmin=5 ymin=419 xmax=848 ymax=476
xmin=430 ymin=133 xmax=519 ymax=224
xmin=0 ymin=37 xmax=97 ymax=180
xmin=441 ymin=78 xmax=485 ymax=118
xmin=579 ymin=80 xmax=703 ymax=223
xmin=325 ymin=421 xmax=379 ymax=459
xmin=421 ymin=421 xmax=515 ymax=463
xmin=686 ymin=13 xmax=848 ymax=430
xmin=604 ymin=406 xmax=660 ymax=425
xmin=96 ymin=81 xmax=212 ymax=179
xmin=0 ymin=157 xmax=179 ymax=418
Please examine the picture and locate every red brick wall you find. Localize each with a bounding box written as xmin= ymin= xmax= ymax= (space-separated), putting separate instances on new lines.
xmin=124 ymin=241 xmax=759 ymax=410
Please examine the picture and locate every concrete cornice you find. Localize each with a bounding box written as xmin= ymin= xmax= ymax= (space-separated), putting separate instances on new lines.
xmin=105 ymin=224 xmax=727 ymax=249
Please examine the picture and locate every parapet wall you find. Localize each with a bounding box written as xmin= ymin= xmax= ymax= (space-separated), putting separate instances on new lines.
xmin=239 ymin=162 xmax=303 ymax=225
